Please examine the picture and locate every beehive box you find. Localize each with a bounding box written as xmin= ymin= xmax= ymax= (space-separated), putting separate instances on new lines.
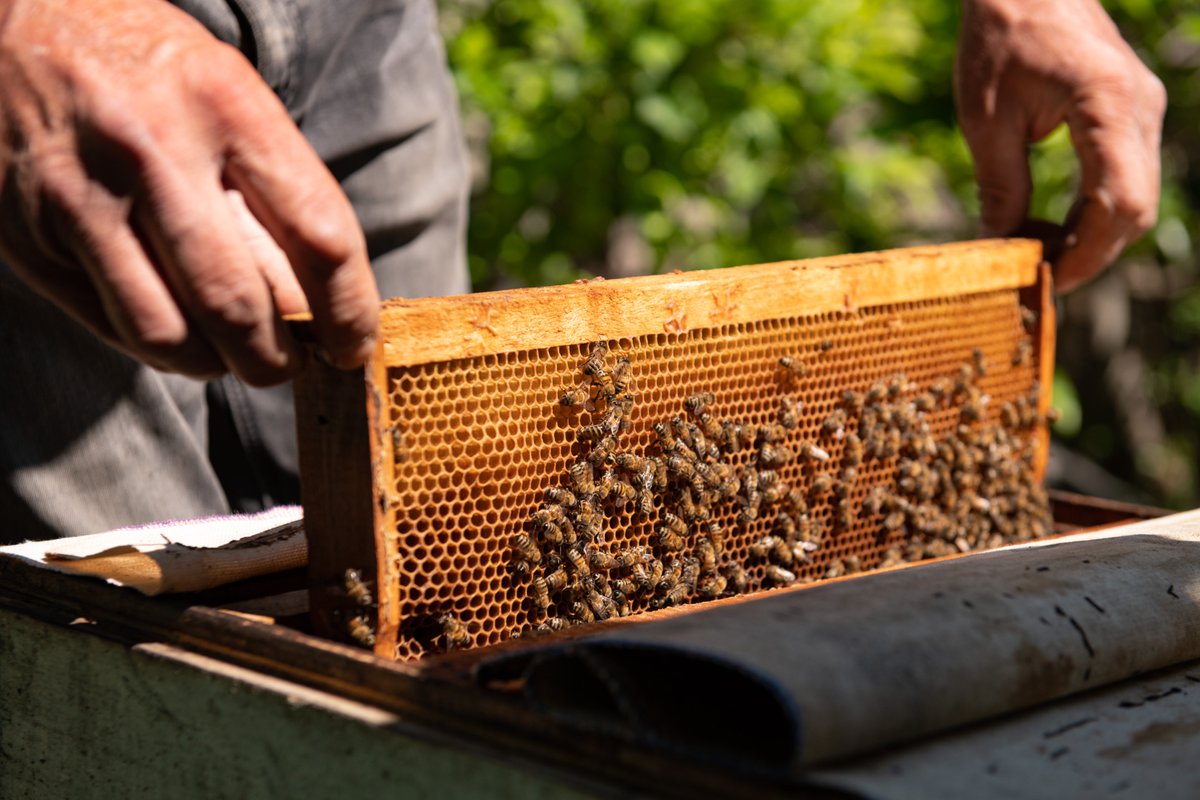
xmin=295 ymin=240 xmax=1055 ymax=660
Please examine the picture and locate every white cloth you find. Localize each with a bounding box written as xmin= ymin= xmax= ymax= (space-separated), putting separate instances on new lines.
xmin=0 ymin=506 xmax=305 ymax=595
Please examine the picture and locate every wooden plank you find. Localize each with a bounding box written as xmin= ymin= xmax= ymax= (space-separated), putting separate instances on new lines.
xmin=1021 ymin=261 xmax=1057 ymax=478
xmin=375 ymin=239 xmax=1041 ymax=367
xmin=292 ymin=358 xmax=381 ymax=648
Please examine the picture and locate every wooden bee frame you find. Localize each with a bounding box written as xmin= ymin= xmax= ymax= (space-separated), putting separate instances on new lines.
xmin=294 ymin=239 xmax=1055 ymax=659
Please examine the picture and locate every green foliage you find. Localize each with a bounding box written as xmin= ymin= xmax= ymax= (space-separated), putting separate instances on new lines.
xmin=442 ymin=0 xmax=1200 ymax=508
xmin=445 ymin=0 xmax=971 ymax=288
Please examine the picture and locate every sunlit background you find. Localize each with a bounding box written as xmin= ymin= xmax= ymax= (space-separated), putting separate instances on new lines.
xmin=440 ymin=0 xmax=1200 ymax=509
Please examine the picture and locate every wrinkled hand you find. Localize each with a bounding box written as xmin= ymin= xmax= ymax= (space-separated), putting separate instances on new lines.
xmin=956 ymin=0 xmax=1166 ymax=291
xmin=0 ymin=0 xmax=379 ymax=385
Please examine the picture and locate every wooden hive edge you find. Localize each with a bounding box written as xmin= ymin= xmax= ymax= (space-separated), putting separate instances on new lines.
xmin=375 ymin=238 xmax=1042 ymax=367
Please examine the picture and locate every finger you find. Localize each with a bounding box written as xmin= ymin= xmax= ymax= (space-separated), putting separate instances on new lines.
xmin=225 ymin=144 xmax=378 ymax=369
xmin=1058 ymin=91 xmax=1159 ymax=291
xmin=207 ymin=63 xmax=378 ymax=369
xmin=965 ymin=115 xmax=1035 ymax=238
xmin=224 ymin=188 xmax=308 ymax=317
xmin=955 ymin=40 xmax=1035 ymax=238
xmin=134 ymin=163 xmax=302 ymax=387
xmin=54 ymin=198 xmax=227 ymax=378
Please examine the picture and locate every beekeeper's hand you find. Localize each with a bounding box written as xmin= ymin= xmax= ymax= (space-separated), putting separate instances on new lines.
xmin=956 ymin=0 xmax=1166 ymax=291
xmin=0 ymin=0 xmax=379 ymax=385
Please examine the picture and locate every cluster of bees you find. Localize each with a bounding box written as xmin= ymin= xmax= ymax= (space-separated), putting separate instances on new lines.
xmin=501 ymin=311 xmax=1054 ymax=641
xmin=511 ymin=340 xmax=852 ymax=634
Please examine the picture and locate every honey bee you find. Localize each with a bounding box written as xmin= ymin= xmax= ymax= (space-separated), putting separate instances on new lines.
xmin=839 ymin=466 xmax=858 ymax=488
xmin=660 ymin=511 xmax=687 ymax=536
xmin=347 ymin=614 xmax=376 ymax=648
xmin=609 ymin=479 xmax=637 ymax=506
xmin=792 ymin=539 xmax=818 ymax=563
xmin=865 ymin=382 xmax=888 ymax=404
xmin=616 ymin=453 xmax=649 ymax=473
xmin=535 ymin=503 xmax=567 ymax=525
xmin=825 ymin=559 xmax=846 ymax=579
xmin=656 ymin=526 xmax=686 ymax=552
xmin=656 ymin=557 xmax=682 ymax=592
xmin=560 ymin=384 xmax=592 ymax=408
xmin=537 ymin=617 xmax=572 ymax=633
xmin=972 ymin=347 xmax=987 ymax=377
xmin=651 ymin=458 xmax=670 ymax=491
xmin=835 ymin=498 xmax=855 ymax=531
xmin=574 ymin=508 xmax=603 ymax=541
xmin=611 ymin=356 xmax=632 ymax=397
xmin=512 ymin=533 xmax=542 ymax=566
xmin=755 ymin=535 xmax=794 ymax=566
xmin=836 ymin=434 xmax=859 ymax=468
xmin=883 ymin=511 xmax=906 ymax=531
xmin=677 ymin=489 xmax=711 ymax=523
xmin=779 ymin=356 xmax=808 ymax=378
xmin=628 ymin=561 xmax=653 ymax=593
xmin=583 ymin=342 xmax=609 ymax=376
xmin=880 ymin=428 xmax=901 ymax=459
xmin=587 ymin=547 xmax=621 ymax=571
xmin=822 ymin=409 xmax=847 ymax=437
xmin=587 ymin=588 xmax=616 ymax=620
xmin=530 ymin=577 xmax=552 ymax=612
xmin=758 ymin=444 xmax=793 ymax=468
xmin=545 ymin=486 xmax=577 ymax=508
xmin=536 ymin=519 xmax=564 ymax=546
xmin=569 ymin=600 xmax=595 ymax=623
xmin=666 ymin=454 xmax=698 ymax=480
xmin=954 ymin=364 xmax=975 ymax=397
xmin=652 ymin=583 xmax=690 ymax=609
xmin=565 ymin=545 xmax=591 ymax=577
xmin=819 ymin=340 xmax=834 ymax=352
xmin=1021 ymin=306 xmax=1038 ymax=332
xmin=587 ymin=437 xmax=617 ymax=466
xmin=653 ymin=421 xmax=678 ymax=451
xmin=778 ymin=396 xmax=803 ymax=429
xmin=611 ymin=577 xmax=637 ymax=596
xmin=569 ymin=462 xmax=595 ymax=496
xmin=1045 ymin=407 xmax=1062 ymax=425
xmin=765 ymin=565 xmax=797 ymax=585
xmin=722 ymin=563 xmax=749 ymax=594
xmin=797 ymin=442 xmax=830 ymax=463
xmin=612 ymin=589 xmax=631 ymax=616
xmin=842 ymin=390 xmax=864 ymax=416
xmin=810 ymin=473 xmax=833 ymax=495
xmin=1011 ymin=339 xmax=1032 ymax=367
xmin=696 ymin=573 xmax=728 ymax=599
xmin=761 ymin=477 xmax=788 ymax=505
xmin=342 ymin=568 xmax=374 ymax=607
xmin=390 ymin=427 xmax=407 ymax=463
xmin=695 ymin=536 xmax=718 ymax=572
xmin=578 ymin=421 xmax=614 ymax=442
xmin=684 ymin=392 xmax=715 ymax=417
xmin=757 ymin=422 xmax=788 ymax=445
xmin=545 ymin=566 xmax=569 ymax=594
xmin=739 ymin=469 xmax=761 ymax=522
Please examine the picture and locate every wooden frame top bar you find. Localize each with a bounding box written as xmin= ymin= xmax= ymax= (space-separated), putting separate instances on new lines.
xmin=377 ymin=239 xmax=1041 ymax=368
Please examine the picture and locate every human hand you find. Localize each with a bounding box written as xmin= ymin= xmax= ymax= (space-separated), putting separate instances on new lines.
xmin=955 ymin=0 xmax=1166 ymax=292
xmin=0 ymin=0 xmax=379 ymax=385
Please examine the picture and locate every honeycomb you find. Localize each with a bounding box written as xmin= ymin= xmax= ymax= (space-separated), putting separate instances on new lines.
xmin=375 ymin=285 xmax=1049 ymax=659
